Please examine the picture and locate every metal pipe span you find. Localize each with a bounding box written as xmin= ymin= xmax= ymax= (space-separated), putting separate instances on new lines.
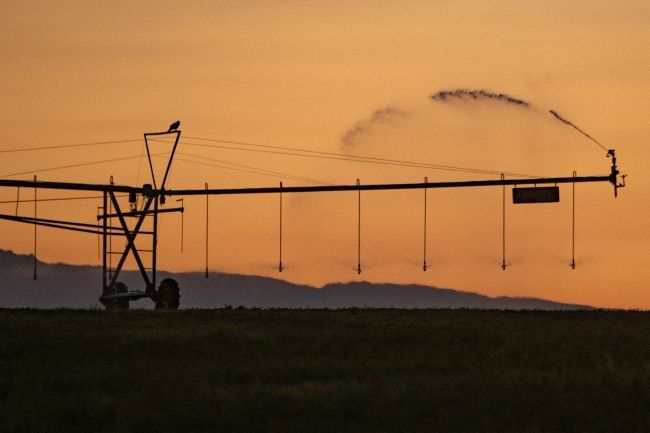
xmin=0 ymin=174 xmax=613 ymax=196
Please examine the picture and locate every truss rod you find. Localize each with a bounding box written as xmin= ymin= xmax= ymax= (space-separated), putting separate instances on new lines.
xmin=0 ymin=213 xmax=142 ymax=231
xmin=0 ymin=214 xmax=119 ymax=235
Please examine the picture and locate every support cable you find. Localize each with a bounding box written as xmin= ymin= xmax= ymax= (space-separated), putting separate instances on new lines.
xmin=168 ymin=152 xmax=332 ymax=186
xmin=180 ymin=136 xmax=537 ymax=179
xmin=571 ymin=171 xmax=576 ymax=269
xmin=97 ymin=206 xmax=101 ymax=260
xmin=0 ymin=138 xmax=141 ymax=154
xmin=152 ymin=193 xmax=159 ymax=291
xmin=109 ymin=177 xmax=113 ymax=279
xmin=205 ymin=183 xmax=209 ymax=278
xmin=135 ymin=141 xmax=146 ymax=190
xmin=357 ymin=179 xmax=361 ymax=275
xmin=102 ymin=191 xmax=107 ymax=291
xmin=177 ymin=198 xmax=184 ymax=253
xmin=501 ymin=174 xmax=506 ymax=270
xmin=15 ymin=187 xmax=19 ymax=216
xmin=128 ymin=141 xmax=147 ymax=235
xmin=279 ymin=182 xmax=283 ymax=272
xmin=33 ymin=176 xmax=37 ymax=280
xmin=423 ymin=177 xmax=428 ymax=271
xmin=0 ymin=154 xmax=147 ymax=179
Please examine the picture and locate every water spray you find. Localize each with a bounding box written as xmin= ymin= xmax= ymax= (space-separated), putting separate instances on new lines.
xmin=549 ymin=110 xmax=608 ymax=152
xmin=430 ymin=90 xmax=530 ymax=107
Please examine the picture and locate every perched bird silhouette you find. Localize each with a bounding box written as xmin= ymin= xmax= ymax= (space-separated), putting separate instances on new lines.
xmin=168 ymin=120 xmax=180 ymax=132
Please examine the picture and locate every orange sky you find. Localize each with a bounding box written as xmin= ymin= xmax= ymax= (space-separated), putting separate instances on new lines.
xmin=1 ymin=1 xmax=649 ymax=308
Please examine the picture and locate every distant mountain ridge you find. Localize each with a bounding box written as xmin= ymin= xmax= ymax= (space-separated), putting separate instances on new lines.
xmin=0 ymin=249 xmax=593 ymax=310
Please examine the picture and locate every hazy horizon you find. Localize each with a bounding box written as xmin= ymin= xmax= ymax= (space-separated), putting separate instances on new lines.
xmin=1 ymin=248 xmax=597 ymax=310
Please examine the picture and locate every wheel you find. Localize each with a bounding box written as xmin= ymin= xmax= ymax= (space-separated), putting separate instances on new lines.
xmin=102 ymin=282 xmax=130 ymax=310
xmin=154 ymin=278 xmax=180 ymax=310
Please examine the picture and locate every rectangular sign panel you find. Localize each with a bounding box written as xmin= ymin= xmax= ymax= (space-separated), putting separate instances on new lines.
xmin=512 ymin=186 xmax=560 ymax=204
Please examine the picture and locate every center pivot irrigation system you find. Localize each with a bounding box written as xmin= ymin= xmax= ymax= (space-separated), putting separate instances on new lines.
xmin=0 ymin=125 xmax=626 ymax=309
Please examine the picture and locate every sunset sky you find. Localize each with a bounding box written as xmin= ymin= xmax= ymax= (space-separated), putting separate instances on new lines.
xmin=1 ymin=1 xmax=648 ymax=309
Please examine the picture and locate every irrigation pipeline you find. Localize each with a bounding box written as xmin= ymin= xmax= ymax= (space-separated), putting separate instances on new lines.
xmin=170 ymin=174 xmax=619 ymax=195
xmin=0 ymin=173 xmax=619 ymax=197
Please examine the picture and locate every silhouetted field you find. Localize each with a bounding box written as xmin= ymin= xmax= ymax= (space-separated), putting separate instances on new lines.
xmin=1 ymin=309 xmax=649 ymax=432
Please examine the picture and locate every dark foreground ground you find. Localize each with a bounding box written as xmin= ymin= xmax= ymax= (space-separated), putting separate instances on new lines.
xmin=1 ymin=309 xmax=649 ymax=432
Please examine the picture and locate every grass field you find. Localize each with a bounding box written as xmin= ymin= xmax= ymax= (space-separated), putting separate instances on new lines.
xmin=1 ymin=308 xmax=650 ymax=432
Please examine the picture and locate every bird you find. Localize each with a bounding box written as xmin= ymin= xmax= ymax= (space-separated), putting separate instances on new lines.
xmin=168 ymin=120 xmax=180 ymax=132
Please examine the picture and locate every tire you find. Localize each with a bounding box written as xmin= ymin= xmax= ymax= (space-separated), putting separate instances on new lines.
xmin=154 ymin=278 xmax=180 ymax=310
xmin=103 ymin=282 xmax=130 ymax=310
